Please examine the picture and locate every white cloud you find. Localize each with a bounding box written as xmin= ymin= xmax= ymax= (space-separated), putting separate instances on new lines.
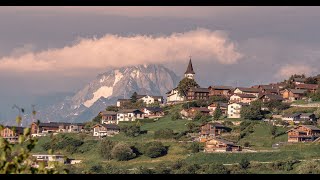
xmin=0 ymin=28 xmax=243 ymax=76
xmin=276 ymin=64 xmax=318 ymax=79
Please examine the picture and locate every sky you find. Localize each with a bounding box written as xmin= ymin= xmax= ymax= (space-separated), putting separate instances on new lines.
xmin=1 ymin=6 xmax=320 ymax=121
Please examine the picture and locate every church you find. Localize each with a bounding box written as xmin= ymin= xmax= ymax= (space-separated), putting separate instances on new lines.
xmin=166 ymin=58 xmax=209 ymax=104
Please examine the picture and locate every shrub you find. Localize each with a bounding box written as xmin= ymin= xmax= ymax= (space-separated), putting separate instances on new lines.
xmin=99 ymin=139 xmax=115 ymax=160
xmin=171 ymin=112 xmax=181 ymax=121
xmin=154 ymin=129 xmax=175 ymax=139
xmin=199 ymin=163 xmax=229 ymax=174
xmin=121 ymin=125 xmax=140 ymax=137
xmin=143 ymin=142 xmax=167 ymax=158
xmin=296 ymin=160 xmax=320 ymax=174
xmin=189 ymin=142 xmax=201 ymax=153
xmin=244 ymin=142 xmax=250 ymax=147
xmin=89 ymin=165 xmax=104 ymax=174
xmin=239 ymin=158 xmax=250 ymax=169
xmin=111 ymin=143 xmax=136 ymax=161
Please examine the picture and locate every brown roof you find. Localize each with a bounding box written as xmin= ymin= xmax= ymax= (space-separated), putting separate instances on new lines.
xmin=190 ymin=107 xmax=210 ymax=112
xmin=211 ymin=137 xmax=236 ymax=145
xmin=189 ymin=87 xmax=210 ymax=93
xmin=293 ymin=78 xmax=306 ymax=82
xmin=5 ymin=126 xmax=25 ymax=135
xmin=296 ymin=84 xmax=319 ymax=90
xmin=185 ymin=58 xmax=195 ymax=74
xmin=259 ymin=94 xmax=284 ymax=101
xmin=117 ymin=109 xmax=144 ymax=114
xmin=100 ymin=111 xmax=117 ymax=116
xmin=288 ymin=89 xmax=307 ymax=94
xmin=232 ymin=93 xmax=256 ymax=98
xmin=236 ymin=87 xmax=261 ymax=93
xmin=209 ymin=86 xmax=233 ymax=90
xmin=301 ymin=125 xmax=320 ymax=131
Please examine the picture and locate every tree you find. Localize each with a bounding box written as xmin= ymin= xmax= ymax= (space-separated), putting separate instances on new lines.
xmin=131 ymin=92 xmax=138 ymax=103
xmin=199 ymin=163 xmax=229 ymax=174
xmin=193 ymin=111 xmax=203 ymax=121
xmin=92 ymin=114 xmax=102 ymax=123
xmin=121 ymin=125 xmax=141 ymax=137
xmin=270 ymin=125 xmax=277 ymax=136
xmin=239 ymin=158 xmax=250 ymax=169
xmin=143 ymin=142 xmax=167 ymax=158
xmin=240 ymin=100 xmax=263 ymax=120
xmin=106 ymin=106 xmax=119 ymax=112
xmin=305 ymin=77 xmax=318 ymax=84
xmin=208 ymin=96 xmax=228 ymax=103
xmin=171 ymin=112 xmax=181 ymax=121
xmin=111 ymin=143 xmax=136 ymax=161
xmin=213 ymin=103 xmax=222 ymax=120
xmin=0 ymin=126 xmax=67 ymax=174
xmin=99 ymin=139 xmax=115 ymax=160
xmin=177 ymin=77 xmax=199 ymax=97
xmin=188 ymin=142 xmax=202 ymax=153
xmin=186 ymin=122 xmax=197 ymax=132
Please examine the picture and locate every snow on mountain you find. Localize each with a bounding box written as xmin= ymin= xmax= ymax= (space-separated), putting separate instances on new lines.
xmin=37 ymin=64 xmax=180 ymax=123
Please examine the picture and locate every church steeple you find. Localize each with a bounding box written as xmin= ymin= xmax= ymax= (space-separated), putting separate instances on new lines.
xmin=184 ymin=57 xmax=195 ymax=79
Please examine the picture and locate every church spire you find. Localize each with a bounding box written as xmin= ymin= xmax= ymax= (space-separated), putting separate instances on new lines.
xmin=185 ymin=57 xmax=195 ymax=75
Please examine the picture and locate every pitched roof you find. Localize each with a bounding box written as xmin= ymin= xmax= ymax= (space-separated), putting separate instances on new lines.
xmin=185 ymin=58 xmax=195 ymax=74
xmin=211 ymin=137 xmax=235 ymax=145
xmin=296 ymin=84 xmax=319 ymax=90
xmin=144 ymin=107 xmax=163 ymax=112
xmin=289 ymin=89 xmax=307 ymax=94
xmin=236 ymin=87 xmax=261 ymax=93
xmin=300 ymin=113 xmax=315 ymax=117
xmin=100 ymin=111 xmax=117 ymax=116
xmin=118 ymin=109 xmax=143 ymax=113
xmin=229 ymin=102 xmax=250 ymax=106
xmin=37 ymin=122 xmax=83 ymax=128
xmin=208 ymin=102 xmax=228 ymax=108
xmin=189 ymin=87 xmax=210 ymax=93
xmin=208 ymin=123 xmax=226 ymax=128
xmin=102 ymin=124 xmax=120 ymax=130
xmin=283 ymin=113 xmax=301 ymax=118
xmin=190 ymin=107 xmax=210 ymax=112
xmin=259 ymin=94 xmax=284 ymax=101
xmin=301 ymin=125 xmax=320 ymax=131
xmin=232 ymin=93 xmax=256 ymax=98
xmin=209 ymin=86 xmax=233 ymax=90
xmin=5 ymin=126 xmax=25 ymax=134
xmin=293 ymin=78 xmax=306 ymax=82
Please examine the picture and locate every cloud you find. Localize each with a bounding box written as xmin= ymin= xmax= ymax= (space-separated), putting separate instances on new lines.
xmin=276 ymin=64 xmax=318 ymax=79
xmin=0 ymin=28 xmax=243 ymax=76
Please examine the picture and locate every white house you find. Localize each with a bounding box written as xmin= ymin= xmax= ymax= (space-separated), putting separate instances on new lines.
xmin=227 ymin=102 xmax=249 ymax=118
xmin=166 ymin=88 xmax=185 ymax=103
xmin=138 ymin=95 xmax=164 ymax=105
xmin=117 ymin=109 xmax=144 ymax=122
xmin=229 ymin=93 xmax=257 ymax=104
xmin=233 ymin=87 xmax=261 ymax=97
xmin=142 ymin=107 xmax=164 ymax=117
xmin=92 ymin=124 xmax=120 ymax=137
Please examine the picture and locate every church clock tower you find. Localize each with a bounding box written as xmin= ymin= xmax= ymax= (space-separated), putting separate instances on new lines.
xmin=184 ymin=57 xmax=195 ymax=79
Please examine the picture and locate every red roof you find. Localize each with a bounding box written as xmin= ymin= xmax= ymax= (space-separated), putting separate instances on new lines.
xmin=296 ymin=84 xmax=319 ymax=90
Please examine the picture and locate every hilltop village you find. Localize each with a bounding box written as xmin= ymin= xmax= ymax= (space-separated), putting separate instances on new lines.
xmin=2 ymin=59 xmax=320 ymax=172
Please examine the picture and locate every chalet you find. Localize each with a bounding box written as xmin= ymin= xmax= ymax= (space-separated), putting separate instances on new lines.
xmin=282 ymin=89 xmax=307 ymax=102
xmin=282 ymin=113 xmax=317 ymax=124
xmin=282 ymin=113 xmax=301 ymax=122
xmin=31 ymin=122 xmax=84 ymax=136
xmin=117 ymin=109 xmax=144 ymax=122
xmin=208 ymin=86 xmax=233 ymax=97
xmin=137 ymin=95 xmax=164 ymax=105
xmin=142 ymin=107 xmax=164 ymax=117
xmin=100 ymin=111 xmax=117 ymax=124
xmin=166 ymin=88 xmax=185 ymax=103
xmin=233 ymin=87 xmax=261 ymax=97
xmin=204 ymin=137 xmax=242 ymax=152
xmin=287 ymin=125 xmax=320 ymax=142
xmin=296 ymin=84 xmax=319 ymax=93
xmin=92 ymin=124 xmax=120 ymax=137
xmin=258 ymin=94 xmax=284 ymax=102
xmin=229 ymin=93 xmax=257 ymax=104
xmin=227 ymin=102 xmax=249 ymax=119
xmin=207 ymin=102 xmax=228 ymax=115
xmin=253 ymin=85 xmax=279 ymax=94
xmin=186 ymin=87 xmax=210 ymax=101
xmin=292 ymin=78 xmax=306 ymax=85
xmin=180 ymin=107 xmax=210 ymax=119
xmin=199 ymin=123 xmax=230 ymax=142
xmin=0 ymin=126 xmax=24 ymax=143
xmin=116 ymin=99 xmax=131 ymax=107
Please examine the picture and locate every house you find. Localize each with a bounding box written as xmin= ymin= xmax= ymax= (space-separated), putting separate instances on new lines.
xmin=208 ymin=86 xmax=233 ymax=97
xmin=166 ymin=88 xmax=185 ymax=103
xmin=296 ymin=84 xmax=319 ymax=93
xmin=229 ymin=93 xmax=257 ymax=104
xmin=282 ymin=113 xmax=301 ymax=123
xmin=227 ymin=102 xmax=249 ymax=119
xmin=292 ymin=78 xmax=306 ymax=85
xmin=258 ymin=94 xmax=284 ymax=102
xmin=300 ymin=113 xmax=317 ymax=122
xmin=142 ymin=107 xmax=164 ymax=118
xmin=282 ymin=89 xmax=307 ymax=101
xmin=287 ymin=125 xmax=320 ymax=142
xmin=253 ymin=85 xmax=280 ymax=95
xmin=207 ymin=102 xmax=228 ymax=115
xmin=204 ymin=137 xmax=242 ymax=152
xmin=30 ymin=122 xmax=84 ymax=136
xmin=117 ymin=109 xmax=144 ymax=122
xmin=233 ymin=87 xmax=261 ymax=97
xmin=180 ymin=107 xmax=210 ymax=119
xmin=0 ymin=126 xmax=24 ymax=143
xmin=137 ymin=95 xmax=164 ymax=105
xmin=199 ymin=123 xmax=230 ymax=142
xmin=116 ymin=99 xmax=131 ymax=107
xmin=92 ymin=124 xmax=120 ymax=137
xmin=100 ymin=111 xmax=117 ymax=124
xmin=32 ymin=154 xmax=66 ymax=168
xmin=186 ymin=87 xmax=210 ymax=101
